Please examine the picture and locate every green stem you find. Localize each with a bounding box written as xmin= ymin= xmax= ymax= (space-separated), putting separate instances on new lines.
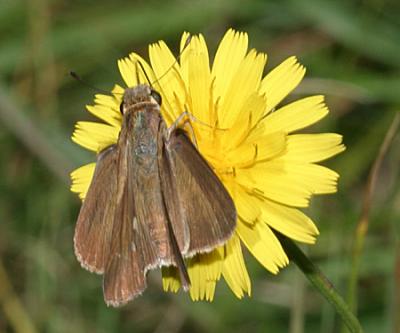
xmin=277 ymin=233 xmax=363 ymax=333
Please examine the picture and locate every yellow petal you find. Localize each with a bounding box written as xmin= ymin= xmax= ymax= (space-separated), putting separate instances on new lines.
xmin=227 ymin=131 xmax=286 ymax=166
xmin=260 ymin=56 xmax=305 ymax=112
xmin=260 ymin=199 xmax=319 ymax=244
xmin=149 ymin=41 xmax=186 ymax=124
xmin=161 ymin=266 xmax=181 ymax=293
xmin=252 ymin=131 xmax=287 ymax=161
xmin=181 ymin=34 xmax=212 ymax=124
xmin=218 ymin=50 xmax=267 ymax=128
xmin=86 ymin=104 xmax=122 ymax=128
xmin=225 ymin=141 xmax=258 ymax=167
xmin=70 ymin=163 xmax=96 ymax=199
xmin=226 ymin=180 xmax=260 ymax=224
xmin=71 ymin=131 xmax=99 ymax=152
xmin=72 ymin=121 xmax=119 ymax=152
xmin=128 ymin=53 xmax=157 ymax=85
xmin=222 ymin=92 xmax=267 ymax=150
xmin=200 ymin=249 xmax=223 ymax=281
xmin=149 ymin=40 xmax=179 ymax=80
xmin=237 ymin=220 xmax=288 ymax=273
xmin=211 ymin=29 xmax=249 ymax=104
xmin=117 ymin=57 xmax=138 ymax=87
xmin=262 ymin=95 xmax=329 ymax=134
xmin=275 ymin=163 xmax=340 ymax=194
xmin=180 ymin=31 xmax=192 ymax=53
xmin=111 ymin=84 xmax=125 ymax=95
xmin=222 ymin=233 xmax=251 ymax=298
xmin=94 ymin=94 xmax=120 ymax=112
xmin=169 ymin=249 xmax=223 ymax=301
xmin=205 ymin=280 xmax=217 ymax=301
xmin=235 ymin=163 xmax=312 ymax=207
xmin=282 ymin=133 xmax=345 ymax=163
xmin=187 ymin=255 xmax=217 ymax=301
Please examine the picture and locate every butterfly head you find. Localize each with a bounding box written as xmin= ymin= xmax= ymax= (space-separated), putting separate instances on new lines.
xmin=120 ymin=84 xmax=162 ymax=115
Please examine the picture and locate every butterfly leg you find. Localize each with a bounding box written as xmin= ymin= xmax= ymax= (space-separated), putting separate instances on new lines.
xmin=165 ymin=111 xmax=198 ymax=148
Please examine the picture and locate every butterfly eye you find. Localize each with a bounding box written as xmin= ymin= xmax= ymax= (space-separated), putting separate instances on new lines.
xmin=119 ymin=102 xmax=124 ymax=114
xmin=150 ymin=90 xmax=162 ymax=106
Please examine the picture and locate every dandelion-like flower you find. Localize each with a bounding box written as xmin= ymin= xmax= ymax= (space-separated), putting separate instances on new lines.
xmin=71 ymin=29 xmax=345 ymax=301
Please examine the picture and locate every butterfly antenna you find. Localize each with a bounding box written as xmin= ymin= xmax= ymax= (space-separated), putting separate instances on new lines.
xmin=150 ymin=34 xmax=192 ymax=87
xmin=135 ymin=61 xmax=152 ymax=85
xmin=70 ymin=71 xmax=111 ymax=95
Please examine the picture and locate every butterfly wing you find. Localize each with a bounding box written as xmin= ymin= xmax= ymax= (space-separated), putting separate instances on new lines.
xmin=161 ymin=129 xmax=237 ymax=257
xmin=102 ymin=134 xmax=160 ymax=307
xmin=90 ymin=111 xmax=191 ymax=306
xmin=74 ymin=138 xmax=161 ymax=306
xmin=74 ymin=145 xmax=118 ymax=274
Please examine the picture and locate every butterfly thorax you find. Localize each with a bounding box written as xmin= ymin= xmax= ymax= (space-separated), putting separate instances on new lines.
xmin=118 ymin=84 xmax=162 ymax=157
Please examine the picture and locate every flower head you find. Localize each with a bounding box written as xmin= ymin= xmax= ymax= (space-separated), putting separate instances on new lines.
xmin=71 ymin=29 xmax=345 ymax=301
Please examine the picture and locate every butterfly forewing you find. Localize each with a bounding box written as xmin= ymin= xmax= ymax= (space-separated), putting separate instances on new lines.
xmin=74 ymin=145 xmax=118 ymax=274
xmin=102 ymin=136 xmax=161 ymax=306
xmin=162 ymin=129 xmax=237 ymax=257
xmin=158 ymin=137 xmax=190 ymax=254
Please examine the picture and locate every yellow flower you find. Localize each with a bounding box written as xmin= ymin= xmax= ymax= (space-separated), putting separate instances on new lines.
xmin=71 ymin=29 xmax=345 ymax=301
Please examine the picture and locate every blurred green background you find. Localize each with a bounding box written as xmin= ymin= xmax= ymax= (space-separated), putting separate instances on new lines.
xmin=1 ymin=0 xmax=399 ymax=332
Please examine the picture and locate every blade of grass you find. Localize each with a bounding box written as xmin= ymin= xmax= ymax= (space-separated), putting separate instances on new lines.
xmin=334 ymin=111 xmax=397 ymax=187
xmin=290 ymin=0 xmax=400 ymax=68
xmin=342 ymin=113 xmax=400 ymax=333
xmin=0 ymin=84 xmax=73 ymax=183
xmin=0 ymin=260 xmax=38 ymax=333
xmin=394 ymin=243 xmax=400 ymax=333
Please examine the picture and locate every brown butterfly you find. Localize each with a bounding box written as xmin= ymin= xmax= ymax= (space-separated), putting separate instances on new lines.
xmin=74 ymin=84 xmax=237 ymax=306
